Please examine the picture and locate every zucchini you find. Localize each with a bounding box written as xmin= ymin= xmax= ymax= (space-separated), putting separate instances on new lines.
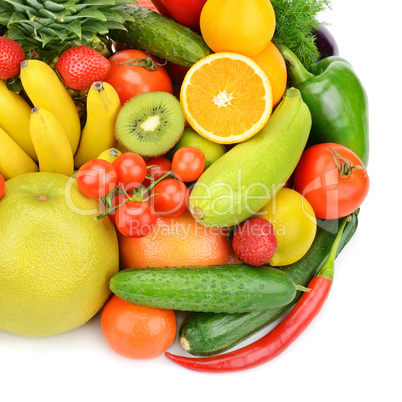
xmin=179 ymin=211 xmax=359 ymax=356
xmin=109 ymin=6 xmax=211 ymax=67
xmin=109 ymin=265 xmax=303 ymax=313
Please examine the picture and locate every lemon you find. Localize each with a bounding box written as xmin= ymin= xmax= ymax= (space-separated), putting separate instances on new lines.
xmin=259 ymin=188 xmax=317 ymax=266
xmin=0 ymin=172 xmax=119 ymax=337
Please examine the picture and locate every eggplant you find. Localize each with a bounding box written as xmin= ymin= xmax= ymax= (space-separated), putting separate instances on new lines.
xmin=312 ymin=24 xmax=339 ymax=59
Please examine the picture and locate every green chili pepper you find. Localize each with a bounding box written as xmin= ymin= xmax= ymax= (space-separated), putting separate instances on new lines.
xmin=281 ymin=46 xmax=369 ymax=166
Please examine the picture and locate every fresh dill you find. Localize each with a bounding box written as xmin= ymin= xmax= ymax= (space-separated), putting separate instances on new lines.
xmin=271 ymin=0 xmax=332 ymax=69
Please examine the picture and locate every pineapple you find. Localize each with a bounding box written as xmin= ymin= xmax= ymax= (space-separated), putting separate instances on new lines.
xmin=0 ymin=0 xmax=138 ymax=63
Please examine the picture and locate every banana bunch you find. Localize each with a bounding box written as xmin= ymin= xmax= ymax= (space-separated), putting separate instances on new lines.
xmin=0 ymin=59 xmax=122 ymax=182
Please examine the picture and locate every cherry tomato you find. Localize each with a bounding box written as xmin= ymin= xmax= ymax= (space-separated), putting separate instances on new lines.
xmin=143 ymin=156 xmax=172 ymax=188
xmin=107 ymin=192 xmax=129 ymax=224
xmin=293 ymin=143 xmax=370 ymax=220
xmin=105 ymin=49 xmax=173 ymax=105
xmin=115 ymin=201 xmax=157 ymax=238
xmin=152 ymin=178 xmax=189 ymax=217
xmin=112 ymin=152 xmax=147 ymax=191
xmin=172 ymin=146 xmax=206 ymax=182
xmin=0 ymin=174 xmax=5 ymax=199
xmin=76 ymin=159 xmax=118 ymax=199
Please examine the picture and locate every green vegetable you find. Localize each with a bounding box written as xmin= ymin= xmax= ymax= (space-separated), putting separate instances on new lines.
xmin=109 ymin=265 xmax=304 ymax=313
xmin=282 ymin=46 xmax=369 ymax=166
xmin=179 ymin=211 xmax=359 ymax=356
xmin=188 ymin=88 xmax=311 ymax=228
xmin=109 ymin=6 xmax=211 ymax=67
xmin=271 ymin=0 xmax=331 ymax=69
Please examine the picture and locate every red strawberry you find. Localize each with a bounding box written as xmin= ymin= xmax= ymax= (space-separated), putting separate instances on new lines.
xmin=56 ymin=46 xmax=110 ymax=91
xmin=0 ymin=37 xmax=25 ymax=79
xmin=232 ymin=217 xmax=277 ymax=266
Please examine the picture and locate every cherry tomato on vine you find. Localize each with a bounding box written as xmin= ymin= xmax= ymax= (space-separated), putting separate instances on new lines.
xmin=172 ymin=146 xmax=206 ymax=182
xmin=143 ymin=156 xmax=172 ymax=188
xmin=76 ymin=159 xmax=118 ymax=199
xmin=107 ymin=192 xmax=129 ymax=224
xmin=152 ymin=178 xmax=189 ymax=217
xmin=293 ymin=143 xmax=370 ymax=220
xmin=105 ymin=49 xmax=173 ymax=105
xmin=115 ymin=201 xmax=157 ymax=238
xmin=0 ymin=174 xmax=5 ymax=199
xmin=112 ymin=152 xmax=147 ymax=191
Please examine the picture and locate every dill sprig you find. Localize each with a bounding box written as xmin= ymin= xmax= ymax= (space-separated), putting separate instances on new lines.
xmin=271 ymin=0 xmax=332 ymax=69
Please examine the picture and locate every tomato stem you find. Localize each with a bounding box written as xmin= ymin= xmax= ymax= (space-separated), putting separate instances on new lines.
xmin=328 ymin=147 xmax=366 ymax=178
xmin=117 ymin=56 xmax=165 ymax=71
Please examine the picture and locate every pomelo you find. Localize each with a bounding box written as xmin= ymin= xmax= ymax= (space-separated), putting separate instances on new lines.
xmin=0 ymin=172 xmax=119 ymax=337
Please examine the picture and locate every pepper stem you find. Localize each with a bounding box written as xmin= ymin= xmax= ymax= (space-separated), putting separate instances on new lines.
xmin=317 ymin=215 xmax=352 ymax=282
xmin=280 ymin=45 xmax=315 ymax=86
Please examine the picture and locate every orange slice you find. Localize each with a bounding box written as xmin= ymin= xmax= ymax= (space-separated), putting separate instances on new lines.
xmin=180 ymin=52 xmax=273 ymax=144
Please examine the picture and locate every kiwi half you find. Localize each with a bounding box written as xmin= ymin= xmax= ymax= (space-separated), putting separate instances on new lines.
xmin=115 ymin=91 xmax=185 ymax=157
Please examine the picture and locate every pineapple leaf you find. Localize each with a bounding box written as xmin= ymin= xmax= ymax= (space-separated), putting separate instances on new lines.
xmin=27 ymin=0 xmax=44 ymax=10
xmin=100 ymin=9 xmax=124 ymax=23
xmin=81 ymin=20 xmax=109 ymax=34
xmin=38 ymin=27 xmax=60 ymax=47
xmin=104 ymin=21 xmax=126 ymax=31
xmin=63 ymin=19 xmax=82 ymax=38
xmin=38 ymin=8 xmax=58 ymax=19
xmin=75 ymin=9 xmax=107 ymax=21
xmin=113 ymin=9 xmax=135 ymax=22
xmin=43 ymin=1 xmax=66 ymax=12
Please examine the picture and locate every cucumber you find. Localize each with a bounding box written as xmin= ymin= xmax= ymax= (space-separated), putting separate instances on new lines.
xmin=188 ymin=88 xmax=312 ymax=228
xmin=109 ymin=265 xmax=301 ymax=313
xmin=179 ymin=211 xmax=359 ymax=356
xmin=109 ymin=6 xmax=211 ymax=67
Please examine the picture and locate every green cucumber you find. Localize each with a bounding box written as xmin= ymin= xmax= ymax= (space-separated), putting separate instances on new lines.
xmin=179 ymin=211 xmax=359 ymax=356
xmin=109 ymin=6 xmax=211 ymax=67
xmin=109 ymin=265 xmax=302 ymax=313
xmin=188 ymin=88 xmax=312 ymax=228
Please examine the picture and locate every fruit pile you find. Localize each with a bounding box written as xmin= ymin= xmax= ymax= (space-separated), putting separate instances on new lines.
xmin=0 ymin=0 xmax=370 ymax=371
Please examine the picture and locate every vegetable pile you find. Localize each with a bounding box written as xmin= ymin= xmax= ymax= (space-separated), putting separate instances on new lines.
xmin=0 ymin=0 xmax=370 ymax=371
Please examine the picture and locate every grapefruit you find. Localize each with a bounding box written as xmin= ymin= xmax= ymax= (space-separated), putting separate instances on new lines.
xmin=118 ymin=210 xmax=239 ymax=268
xmin=0 ymin=172 xmax=119 ymax=337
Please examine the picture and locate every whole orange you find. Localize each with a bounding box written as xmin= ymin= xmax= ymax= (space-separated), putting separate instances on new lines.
xmin=101 ymin=295 xmax=176 ymax=359
xmin=118 ymin=210 xmax=239 ymax=268
xmin=251 ymin=42 xmax=288 ymax=107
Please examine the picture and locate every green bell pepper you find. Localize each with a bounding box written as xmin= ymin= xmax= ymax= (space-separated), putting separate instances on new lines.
xmin=281 ymin=46 xmax=369 ymax=166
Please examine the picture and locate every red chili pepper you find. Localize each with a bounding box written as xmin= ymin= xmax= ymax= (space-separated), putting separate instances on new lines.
xmin=165 ymin=216 xmax=352 ymax=373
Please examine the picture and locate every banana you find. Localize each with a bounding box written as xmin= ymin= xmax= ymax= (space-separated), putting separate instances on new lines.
xmin=97 ymin=147 xmax=122 ymax=164
xmin=29 ymin=107 xmax=74 ymax=177
xmin=0 ymin=79 xmax=38 ymax=162
xmin=20 ymin=59 xmax=81 ymax=154
xmin=0 ymin=126 xmax=38 ymax=180
xmin=74 ymin=81 xmax=121 ymax=168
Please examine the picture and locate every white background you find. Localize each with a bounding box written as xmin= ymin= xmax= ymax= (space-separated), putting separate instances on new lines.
xmin=1 ymin=1 xmax=401 ymax=401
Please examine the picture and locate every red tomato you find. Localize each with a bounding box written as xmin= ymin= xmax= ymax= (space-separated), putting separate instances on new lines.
xmin=152 ymin=178 xmax=189 ymax=217
xmin=112 ymin=152 xmax=147 ymax=191
xmin=0 ymin=174 xmax=5 ymax=199
xmin=76 ymin=159 xmax=118 ymax=199
xmin=172 ymin=146 xmax=206 ymax=182
xmin=115 ymin=201 xmax=157 ymax=238
xmin=293 ymin=143 xmax=370 ymax=220
xmin=167 ymin=62 xmax=189 ymax=84
xmin=143 ymin=156 xmax=172 ymax=188
xmin=105 ymin=49 xmax=173 ymax=105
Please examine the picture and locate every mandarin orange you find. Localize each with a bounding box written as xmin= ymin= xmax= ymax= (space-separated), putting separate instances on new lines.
xmin=118 ymin=210 xmax=239 ymax=268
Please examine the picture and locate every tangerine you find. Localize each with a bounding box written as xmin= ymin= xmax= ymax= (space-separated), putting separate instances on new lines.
xmin=101 ymin=295 xmax=176 ymax=359
xmin=118 ymin=210 xmax=239 ymax=268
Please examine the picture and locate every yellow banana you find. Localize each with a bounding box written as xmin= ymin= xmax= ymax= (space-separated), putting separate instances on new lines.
xmin=97 ymin=147 xmax=122 ymax=164
xmin=74 ymin=81 xmax=121 ymax=168
xmin=29 ymin=107 xmax=74 ymax=177
xmin=0 ymin=126 xmax=38 ymax=180
xmin=20 ymin=59 xmax=81 ymax=154
xmin=0 ymin=79 xmax=38 ymax=162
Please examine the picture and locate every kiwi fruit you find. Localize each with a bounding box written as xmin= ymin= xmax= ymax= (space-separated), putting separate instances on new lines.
xmin=115 ymin=91 xmax=185 ymax=157
xmin=166 ymin=127 xmax=227 ymax=167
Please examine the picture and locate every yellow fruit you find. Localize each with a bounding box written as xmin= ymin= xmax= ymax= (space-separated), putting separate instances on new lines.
xmin=200 ymin=0 xmax=276 ymax=56
xmin=0 ymin=172 xmax=119 ymax=337
xmin=180 ymin=52 xmax=273 ymax=144
xmin=97 ymin=147 xmax=122 ymax=164
xmin=259 ymin=187 xmax=317 ymax=266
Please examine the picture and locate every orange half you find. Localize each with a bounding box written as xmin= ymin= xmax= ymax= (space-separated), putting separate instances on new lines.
xmin=180 ymin=52 xmax=273 ymax=144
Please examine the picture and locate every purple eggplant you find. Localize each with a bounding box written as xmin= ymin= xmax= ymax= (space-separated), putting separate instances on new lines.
xmin=312 ymin=24 xmax=339 ymax=59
